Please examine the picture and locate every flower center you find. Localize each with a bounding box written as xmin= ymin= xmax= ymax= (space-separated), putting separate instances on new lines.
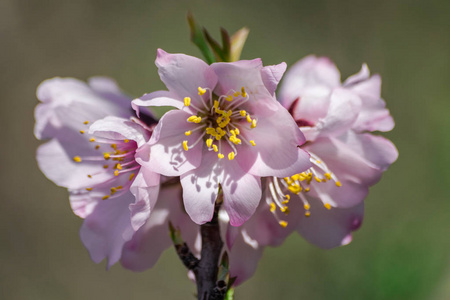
xmin=267 ymin=152 xmax=342 ymax=226
xmin=182 ymin=86 xmax=257 ymax=160
xmin=73 ymin=121 xmax=140 ymax=200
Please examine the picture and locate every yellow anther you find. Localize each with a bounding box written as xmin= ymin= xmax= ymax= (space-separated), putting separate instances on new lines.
xmin=87 ymin=174 xmax=92 ymax=178
xmin=305 ymin=211 xmax=311 ymax=217
xmin=251 ymin=119 xmax=257 ymax=129
xmin=234 ymin=128 xmax=240 ymax=135
xmin=198 ymin=87 xmax=206 ymax=95
xmin=270 ymin=203 xmax=276 ymax=213
xmin=250 ymin=140 xmax=256 ymax=146
xmin=111 ymin=144 xmax=117 ymax=150
xmin=206 ymin=127 xmax=216 ymax=135
xmin=280 ymin=206 xmax=289 ymax=214
xmin=304 ymin=203 xmax=310 ymax=210
xmin=240 ymin=110 xmax=246 ymax=117
xmin=111 ymin=187 xmax=117 ymax=194
xmin=129 ymin=173 xmax=135 ymax=181
xmin=324 ymin=173 xmax=332 ymax=180
xmin=83 ymin=121 xmax=89 ymax=125
xmin=315 ymin=176 xmax=322 ymax=183
xmin=241 ymin=87 xmax=247 ymax=97
xmin=89 ymin=138 xmax=95 ymax=142
xmin=185 ymin=130 xmax=192 ymax=136
xmin=228 ymin=152 xmax=235 ymax=160
xmin=288 ymin=185 xmax=302 ymax=194
xmin=194 ymin=117 xmax=202 ymax=123
xmin=218 ymin=153 xmax=225 ymax=159
xmin=246 ymin=115 xmax=252 ymax=123
xmin=104 ymin=153 xmax=111 ymax=160
xmin=102 ymin=195 xmax=110 ymax=200
xmin=285 ymin=194 xmax=291 ymax=200
xmin=124 ymin=139 xmax=130 ymax=143
xmin=116 ymin=185 xmax=123 ymax=190
xmin=336 ymin=181 xmax=342 ymax=187
xmin=225 ymin=95 xmax=233 ymax=101
xmin=114 ymin=170 xmax=119 ymax=176
xmin=304 ymin=187 xmax=310 ymax=192
xmin=86 ymin=187 xmax=93 ymax=191
xmin=115 ymin=163 xmax=122 ymax=170
xmin=187 ymin=115 xmax=198 ymax=122
xmin=324 ymin=203 xmax=332 ymax=210
xmin=95 ymin=145 xmax=100 ymax=150
xmin=103 ymin=165 xmax=109 ymax=169
xmin=73 ymin=156 xmax=82 ymax=162
xmin=279 ymin=221 xmax=288 ymax=228
xmin=183 ymin=140 xmax=189 ymax=151
xmin=206 ymin=139 xmax=213 ymax=148
xmin=233 ymin=91 xmax=240 ymax=97
xmin=213 ymin=145 xmax=218 ymax=152
xmin=282 ymin=199 xmax=289 ymax=205
xmin=80 ymin=130 xmax=85 ymax=134
xmin=184 ymin=97 xmax=191 ymax=106
xmin=316 ymin=160 xmax=322 ymax=164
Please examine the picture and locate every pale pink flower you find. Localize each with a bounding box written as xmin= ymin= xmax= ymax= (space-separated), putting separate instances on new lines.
xmin=133 ymin=49 xmax=311 ymax=226
xmin=35 ymin=77 xmax=160 ymax=267
xmin=259 ymin=56 xmax=398 ymax=248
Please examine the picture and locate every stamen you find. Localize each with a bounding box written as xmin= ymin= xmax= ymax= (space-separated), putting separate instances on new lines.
xmin=183 ymin=141 xmax=189 ymax=151
xmin=80 ymin=130 xmax=85 ymax=134
xmin=228 ymin=152 xmax=235 ymax=160
xmin=102 ymin=195 xmax=110 ymax=200
xmin=251 ymin=119 xmax=257 ymax=129
xmin=86 ymin=188 xmax=93 ymax=191
xmin=218 ymin=153 xmax=224 ymax=159
xmin=324 ymin=203 xmax=332 ymax=210
xmin=250 ymin=140 xmax=256 ymax=146
xmin=184 ymin=97 xmax=191 ymax=106
xmin=185 ymin=130 xmax=192 ymax=136
xmin=73 ymin=156 xmax=82 ymax=162
xmin=198 ymin=87 xmax=207 ymax=95
xmin=241 ymin=87 xmax=247 ymax=97
xmin=279 ymin=221 xmax=288 ymax=228
xmin=89 ymin=138 xmax=95 ymax=142
xmin=83 ymin=121 xmax=89 ymax=125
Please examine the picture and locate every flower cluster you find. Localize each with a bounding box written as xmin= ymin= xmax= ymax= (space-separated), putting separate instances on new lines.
xmin=35 ymin=50 xmax=397 ymax=285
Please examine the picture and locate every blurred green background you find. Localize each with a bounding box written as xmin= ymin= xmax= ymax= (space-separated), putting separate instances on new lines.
xmin=1 ymin=0 xmax=449 ymax=299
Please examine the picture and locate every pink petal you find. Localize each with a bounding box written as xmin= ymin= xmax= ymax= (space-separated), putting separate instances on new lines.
xmin=238 ymin=103 xmax=312 ymax=177
xmin=80 ymin=192 xmax=135 ymax=268
xmin=129 ymin=169 xmax=161 ymax=231
xmin=344 ymin=65 xmax=394 ymax=132
xmin=144 ymin=110 xmax=202 ymax=176
xmin=296 ymin=201 xmax=364 ymax=249
xmin=337 ymin=131 xmax=398 ymax=170
xmin=132 ymin=90 xmax=184 ymax=116
xmin=36 ymin=135 xmax=112 ymax=190
xmin=304 ymin=88 xmax=362 ymax=141
xmin=155 ymin=49 xmax=218 ymax=106
xmin=260 ymin=62 xmax=287 ymax=96
xmin=279 ymin=55 xmax=341 ymax=110
xmin=228 ymin=229 xmax=264 ymax=286
xmin=180 ymin=149 xmax=222 ymax=224
xmin=221 ymin=163 xmax=262 ymax=226
xmin=210 ymin=59 xmax=263 ymax=96
xmin=89 ymin=116 xmax=150 ymax=148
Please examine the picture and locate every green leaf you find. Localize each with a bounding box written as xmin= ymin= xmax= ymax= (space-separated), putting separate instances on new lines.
xmin=187 ymin=12 xmax=215 ymax=64
xmin=225 ymin=287 xmax=235 ymax=300
xmin=203 ymin=28 xmax=227 ymax=62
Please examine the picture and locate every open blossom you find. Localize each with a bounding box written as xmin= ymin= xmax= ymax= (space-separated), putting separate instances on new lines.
xmin=35 ymin=77 xmax=160 ymax=267
xmin=258 ymin=55 xmax=398 ymax=248
xmin=132 ymin=49 xmax=311 ymax=226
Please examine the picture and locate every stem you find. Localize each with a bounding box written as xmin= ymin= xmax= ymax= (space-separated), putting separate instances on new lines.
xmin=194 ymin=201 xmax=224 ymax=300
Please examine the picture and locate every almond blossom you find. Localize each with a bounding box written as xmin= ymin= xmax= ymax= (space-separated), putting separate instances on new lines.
xmin=132 ymin=50 xmax=312 ymax=227
xmin=261 ymin=55 xmax=398 ymax=248
xmin=35 ymin=77 xmax=161 ymax=267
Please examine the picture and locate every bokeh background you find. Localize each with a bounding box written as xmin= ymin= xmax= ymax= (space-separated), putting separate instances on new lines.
xmin=1 ymin=0 xmax=449 ymax=299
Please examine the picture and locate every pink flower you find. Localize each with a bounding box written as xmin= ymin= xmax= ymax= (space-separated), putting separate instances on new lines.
xmin=133 ymin=49 xmax=311 ymax=227
xmin=260 ymin=55 xmax=398 ymax=248
xmin=35 ymin=77 xmax=160 ymax=267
